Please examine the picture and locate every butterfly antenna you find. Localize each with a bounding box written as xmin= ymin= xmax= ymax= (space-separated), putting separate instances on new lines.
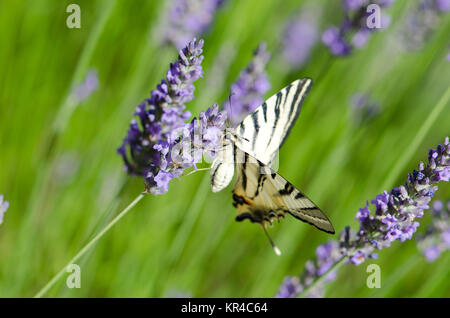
xmin=226 ymin=92 xmax=235 ymax=129
xmin=262 ymin=224 xmax=281 ymax=256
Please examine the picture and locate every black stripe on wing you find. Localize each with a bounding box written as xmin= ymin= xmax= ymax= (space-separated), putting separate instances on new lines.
xmin=262 ymin=102 xmax=268 ymax=122
xmin=266 ymin=90 xmax=284 ymax=149
xmin=210 ymin=162 xmax=222 ymax=188
xmin=233 ymin=78 xmax=313 ymax=166
xmin=276 ymin=78 xmax=312 ymax=150
xmin=250 ymin=111 xmax=260 ymax=150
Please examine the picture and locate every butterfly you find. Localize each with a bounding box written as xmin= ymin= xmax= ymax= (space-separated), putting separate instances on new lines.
xmin=210 ymin=78 xmax=335 ymax=254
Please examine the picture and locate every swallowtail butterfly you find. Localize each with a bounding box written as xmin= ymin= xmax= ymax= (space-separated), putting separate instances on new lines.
xmin=210 ymin=79 xmax=335 ymax=254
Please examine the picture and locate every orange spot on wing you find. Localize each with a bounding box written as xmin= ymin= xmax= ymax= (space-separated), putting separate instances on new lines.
xmin=243 ymin=196 xmax=253 ymax=206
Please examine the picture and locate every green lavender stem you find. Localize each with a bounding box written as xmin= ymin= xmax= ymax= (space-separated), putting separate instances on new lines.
xmin=33 ymin=193 xmax=144 ymax=298
xmin=381 ymin=85 xmax=450 ymax=190
xmin=13 ymin=2 xmax=118 ymax=292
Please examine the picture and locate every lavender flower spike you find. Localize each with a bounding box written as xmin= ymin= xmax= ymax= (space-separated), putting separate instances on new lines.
xmin=118 ymin=39 xmax=199 ymax=190
xmin=275 ymin=276 xmax=303 ymax=298
xmin=118 ymin=39 xmax=227 ymax=194
xmin=322 ymin=0 xmax=396 ymax=56
xmin=163 ymin=0 xmax=225 ymax=49
xmin=0 ymin=194 xmax=9 ymax=225
xmin=277 ymin=241 xmax=341 ymax=298
xmin=224 ymin=42 xmax=271 ymax=127
xmin=277 ymin=137 xmax=450 ymax=297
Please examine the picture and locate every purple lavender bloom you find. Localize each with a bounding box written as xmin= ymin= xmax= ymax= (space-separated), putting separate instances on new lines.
xmin=154 ymin=170 xmax=175 ymax=193
xmin=277 ymin=137 xmax=450 ymax=297
xmin=344 ymin=0 xmax=366 ymax=11
xmin=282 ymin=10 xmax=319 ymax=68
xmin=71 ymin=69 xmax=99 ymax=103
xmin=163 ymin=0 xmax=224 ymax=49
xmin=0 ymin=194 xmax=9 ymax=225
xmin=315 ymin=241 xmax=340 ymax=277
xmin=276 ymin=241 xmax=341 ymax=298
xmin=322 ymin=26 xmax=352 ymax=56
xmin=436 ymin=0 xmax=450 ymax=12
xmin=347 ymin=137 xmax=450 ymax=255
xmin=352 ymin=28 xmax=371 ymax=48
xmin=423 ymin=245 xmax=441 ymax=261
xmin=322 ymin=27 xmax=340 ymax=47
xmin=348 ymin=138 xmax=449 ymax=253
xmin=355 ymin=201 xmax=370 ymax=222
xmin=417 ymin=199 xmax=450 ymax=262
xmin=118 ymin=39 xmax=227 ymax=194
xmin=442 ymin=228 xmax=450 ymax=247
xmin=224 ymin=42 xmax=270 ymax=127
xmin=349 ymin=250 xmax=367 ymax=265
xmin=275 ymin=276 xmax=303 ymax=298
xmin=118 ymin=39 xmax=204 ymax=174
xmin=322 ymin=0 xmax=396 ymax=56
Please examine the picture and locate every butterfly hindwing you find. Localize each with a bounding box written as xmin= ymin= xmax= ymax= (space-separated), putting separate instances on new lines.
xmin=232 ymin=147 xmax=335 ymax=234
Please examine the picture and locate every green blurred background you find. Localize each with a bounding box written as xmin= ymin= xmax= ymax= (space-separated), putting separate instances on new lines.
xmin=0 ymin=0 xmax=449 ymax=297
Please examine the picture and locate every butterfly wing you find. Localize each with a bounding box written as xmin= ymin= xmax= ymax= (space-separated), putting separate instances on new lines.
xmin=210 ymin=135 xmax=235 ymax=193
xmin=232 ymin=147 xmax=335 ymax=234
xmin=210 ymin=78 xmax=313 ymax=192
xmin=234 ymin=78 xmax=313 ymax=166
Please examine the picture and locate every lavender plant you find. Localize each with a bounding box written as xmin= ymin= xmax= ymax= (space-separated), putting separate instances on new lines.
xmin=0 ymin=194 xmax=9 ymax=225
xmin=117 ymin=38 xmax=227 ymax=194
xmin=35 ymin=37 xmax=272 ymax=297
xmin=162 ymin=0 xmax=225 ymax=49
xmin=277 ymin=136 xmax=450 ymax=297
xmin=118 ymin=39 xmax=272 ymax=194
xmin=224 ymin=42 xmax=271 ymax=127
xmin=276 ymin=241 xmax=341 ymax=298
xmin=322 ymin=0 xmax=395 ymax=56
xmin=417 ymin=200 xmax=450 ymax=262
xmin=436 ymin=0 xmax=450 ymax=12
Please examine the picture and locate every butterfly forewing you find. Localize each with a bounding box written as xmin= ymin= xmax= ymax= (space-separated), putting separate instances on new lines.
xmin=234 ymin=78 xmax=313 ymax=166
xmin=210 ymin=78 xmax=313 ymax=192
